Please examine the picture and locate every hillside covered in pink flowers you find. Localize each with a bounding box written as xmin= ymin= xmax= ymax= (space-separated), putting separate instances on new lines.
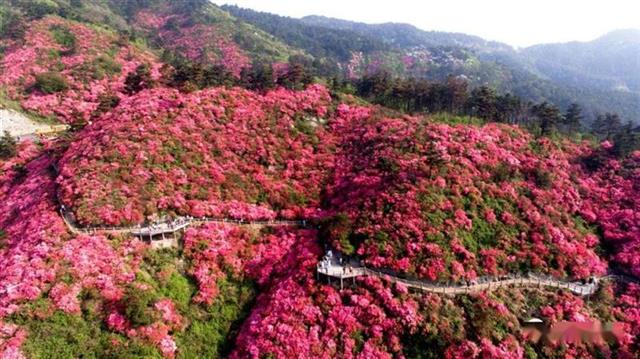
xmin=1 ymin=1 xmax=639 ymax=358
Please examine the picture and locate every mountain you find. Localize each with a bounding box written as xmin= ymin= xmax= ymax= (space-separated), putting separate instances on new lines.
xmin=521 ymin=29 xmax=640 ymax=94
xmin=219 ymin=6 xmax=392 ymax=63
xmin=1 ymin=1 xmax=640 ymax=358
xmin=301 ymin=14 xmax=514 ymax=53
xmin=227 ymin=10 xmax=639 ymax=123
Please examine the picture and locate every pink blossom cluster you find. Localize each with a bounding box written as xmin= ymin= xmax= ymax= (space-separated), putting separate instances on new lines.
xmin=0 ymin=154 xmax=69 ymax=318
xmin=135 ymin=11 xmax=250 ymax=78
xmin=577 ymin=147 xmax=640 ymax=277
xmin=184 ymin=221 xmax=321 ymax=303
xmin=445 ymin=337 xmax=523 ymax=359
xmin=0 ymin=16 xmax=160 ymax=123
xmin=57 ymin=85 xmax=333 ymax=226
xmin=0 ymin=143 xmax=150 ymax=356
xmin=232 ymin=229 xmax=424 ymax=358
xmin=59 ymin=234 xmax=146 ymax=301
xmin=0 ymin=321 xmax=26 ymax=359
xmin=183 ymin=223 xmax=251 ymax=304
xmin=611 ymin=283 xmax=640 ymax=352
xmin=2 ymin=71 xmax=640 ymax=358
xmin=107 ymin=297 xmax=184 ymax=358
xmin=324 ymin=113 xmax=606 ymax=280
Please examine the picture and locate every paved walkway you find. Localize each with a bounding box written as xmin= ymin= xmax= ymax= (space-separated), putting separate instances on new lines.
xmin=59 ymin=208 xmax=309 ymax=239
xmin=317 ymin=252 xmax=638 ymax=296
xmin=59 ymin=204 xmax=638 ymax=297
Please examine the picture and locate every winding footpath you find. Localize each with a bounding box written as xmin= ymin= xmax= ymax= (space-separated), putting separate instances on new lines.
xmin=317 ymin=254 xmax=639 ymax=297
xmin=59 ymin=208 xmax=308 ymax=238
xmin=58 ymin=208 xmax=638 ymax=297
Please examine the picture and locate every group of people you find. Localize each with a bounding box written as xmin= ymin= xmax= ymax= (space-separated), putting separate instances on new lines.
xmin=318 ymin=250 xmax=357 ymax=276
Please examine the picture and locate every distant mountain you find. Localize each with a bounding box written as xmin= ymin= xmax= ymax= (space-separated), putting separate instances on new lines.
xmin=220 ymin=6 xmax=391 ymax=62
xmin=301 ymin=15 xmax=514 ymax=53
xmin=521 ymin=29 xmax=640 ymax=94
xmin=225 ymin=8 xmax=640 ymax=123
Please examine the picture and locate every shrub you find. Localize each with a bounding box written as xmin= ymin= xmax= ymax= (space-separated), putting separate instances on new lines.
xmin=22 ymin=0 xmax=59 ymax=18
xmin=94 ymin=55 xmax=122 ymax=76
xmin=0 ymin=9 xmax=27 ymax=40
xmin=122 ymin=286 xmax=159 ymax=327
xmin=124 ymin=64 xmax=154 ymax=95
xmin=0 ymin=229 xmax=7 ymax=250
xmin=533 ymin=168 xmax=553 ymax=188
xmin=50 ymin=25 xmax=77 ymax=53
xmin=94 ymin=91 xmax=121 ymax=116
xmin=176 ymin=278 xmax=256 ymax=358
xmin=0 ymin=130 xmax=17 ymax=159
xmin=34 ymin=71 xmax=69 ymax=94
xmin=319 ymin=213 xmax=355 ymax=254
xmin=18 ymin=311 xmax=103 ymax=359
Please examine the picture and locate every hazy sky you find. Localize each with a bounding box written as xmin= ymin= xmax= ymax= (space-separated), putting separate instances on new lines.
xmin=211 ymin=0 xmax=640 ymax=48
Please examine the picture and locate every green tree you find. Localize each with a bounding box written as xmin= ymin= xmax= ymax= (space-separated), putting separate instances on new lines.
xmin=445 ymin=76 xmax=468 ymax=114
xmin=496 ymin=93 xmax=522 ymax=123
xmin=0 ymin=131 xmax=18 ymax=159
xmin=562 ymin=103 xmax=584 ymax=133
xmin=612 ymin=121 xmax=640 ymax=157
xmin=467 ymin=86 xmax=497 ymax=121
xmin=531 ymin=102 xmax=562 ymax=136
xmin=591 ymin=112 xmax=622 ymax=140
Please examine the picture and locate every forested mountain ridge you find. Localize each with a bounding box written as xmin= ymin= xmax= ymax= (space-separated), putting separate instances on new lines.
xmin=522 ymin=29 xmax=640 ymax=94
xmin=300 ymin=14 xmax=514 ymax=53
xmin=224 ymin=7 xmax=640 ymax=124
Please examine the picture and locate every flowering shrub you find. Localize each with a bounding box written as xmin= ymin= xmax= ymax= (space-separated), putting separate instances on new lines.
xmin=183 ymin=223 xmax=251 ymax=304
xmin=0 ymin=153 xmax=69 ymax=318
xmin=1 ymin=62 xmax=639 ymax=358
xmin=232 ymin=229 xmax=424 ymax=358
xmin=0 ymin=321 xmax=26 ymax=359
xmin=323 ymin=113 xmax=606 ymax=280
xmin=57 ymin=85 xmax=333 ymax=226
xmin=577 ymin=147 xmax=640 ymax=277
xmin=0 ymin=144 xmax=150 ymax=356
xmin=135 ymin=11 xmax=250 ymax=78
xmin=0 ymin=16 xmax=159 ymax=123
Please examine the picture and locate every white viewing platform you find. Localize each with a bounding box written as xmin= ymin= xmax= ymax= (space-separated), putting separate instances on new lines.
xmin=130 ymin=218 xmax=191 ymax=238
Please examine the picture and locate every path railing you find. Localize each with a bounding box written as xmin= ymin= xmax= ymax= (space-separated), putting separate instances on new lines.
xmin=59 ymin=208 xmax=309 ymax=238
xmin=317 ymin=255 xmax=638 ymax=296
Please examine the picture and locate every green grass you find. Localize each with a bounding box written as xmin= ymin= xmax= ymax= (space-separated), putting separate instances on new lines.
xmin=11 ymin=301 xmax=161 ymax=359
xmin=175 ymin=276 xmax=257 ymax=359
xmin=430 ymin=113 xmax=485 ymax=126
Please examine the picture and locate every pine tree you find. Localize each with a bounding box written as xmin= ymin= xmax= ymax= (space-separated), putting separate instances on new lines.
xmin=531 ymin=102 xmax=562 ymax=136
xmin=591 ymin=113 xmax=622 ymax=139
xmin=562 ymin=103 xmax=583 ymax=133
xmin=496 ymin=93 xmax=522 ymax=123
xmin=612 ymin=121 xmax=640 ymax=157
xmin=467 ymin=86 xmax=497 ymax=121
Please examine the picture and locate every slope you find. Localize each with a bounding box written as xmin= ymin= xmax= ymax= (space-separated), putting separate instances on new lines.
xmin=522 ymin=29 xmax=640 ymax=93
